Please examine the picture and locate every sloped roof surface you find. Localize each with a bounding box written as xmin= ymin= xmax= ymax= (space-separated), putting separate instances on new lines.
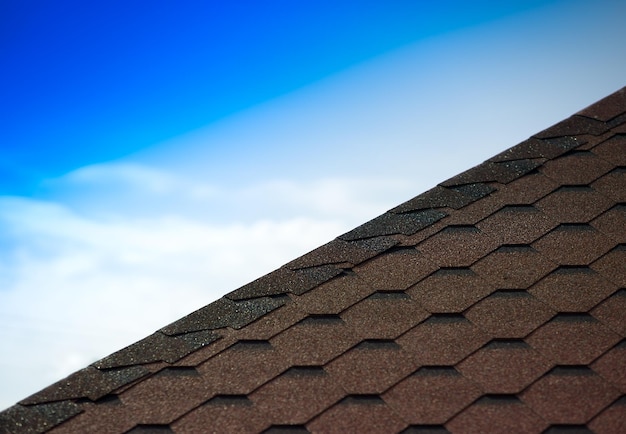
xmin=2 ymin=87 xmax=626 ymax=433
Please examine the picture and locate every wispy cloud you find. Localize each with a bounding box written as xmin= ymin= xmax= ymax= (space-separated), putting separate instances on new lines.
xmin=0 ymin=185 xmax=352 ymax=408
xmin=1 ymin=157 xmax=419 ymax=408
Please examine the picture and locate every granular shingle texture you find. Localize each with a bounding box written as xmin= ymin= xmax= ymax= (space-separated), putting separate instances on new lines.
xmin=1 ymin=87 xmax=625 ymax=433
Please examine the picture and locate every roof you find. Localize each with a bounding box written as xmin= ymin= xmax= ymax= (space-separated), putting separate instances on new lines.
xmin=1 ymin=87 xmax=625 ymax=434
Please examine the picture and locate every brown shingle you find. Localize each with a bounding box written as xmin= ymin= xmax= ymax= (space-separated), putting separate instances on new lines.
xmin=489 ymin=136 xmax=581 ymax=162
xmin=20 ymin=366 xmax=149 ymax=405
xmin=440 ymin=159 xmax=542 ymax=187
xmin=352 ymin=248 xmax=437 ymax=291
xmin=535 ymin=186 xmax=614 ymax=223
xmin=540 ymin=150 xmax=614 ymax=185
xmin=592 ymin=167 xmax=626 ymax=202
xmin=232 ymin=301 xmax=308 ymax=341
xmin=577 ymin=87 xmax=626 ymax=121
xmin=271 ymin=316 xmax=360 ymax=365
xmin=383 ymin=367 xmax=482 ymax=425
xmin=195 ymin=341 xmax=291 ymax=395
xmin=591 ymin=289 xmax=626 ymax=336
xmin=591 ymin=134 xmax=626 ymax=165
xmin=442 ymin=190 xmax=504 ymax=225
xmin=613 ymin=122 xmax=626 ymax=133
xmin=226 ymin=265 xmax=343 ymax=300
xmin=520 ymin=367 xmax=621 ymax=424
xmin=341 ymin=292 xmax=429 ymax=339
xmin=172 ymin=397 xmax=267 ymax=434
xmin=528 ymin=266 xmax=618 ymax=312
xmin=307 ymin=396 xmax=408 ymax=434
xmin=117 ymin=368 xmax=213 ymax=424
xmin=340 ymin=209 xmax=448 ymax=240
xmin=490 ymin=170 xmax=558 ymax=204
xmin=592 ymin=204 xmax=626 ymax=244
xmin=249 ymin=367 xmax=345 ymax=426
xmin=285 ymin=236 xmax=399 ymax=270
xmin=456 ymin=341 xmax=551 ymax=394
xmin=390 ymin=185 xmax=481 ymax=214
xmin=48 ymin=400 xmax=137 ymax=434
xmin=472 ymin=245 xmax=557 ymax=289
xmin=293 ymin=273 xmax=375 ymax=315
xmin=591 ymin=341 xmax=626 ymax=393
xmin=534 ymin=115 xmax=608 ymax=138
xmin=3 ymin=87 xmax=626 ymax=433
xmin=525 ymin=314 xmax=621 ymax=365
xmin=465 ymin=290 xmax=555 ymax=338
xmin=446 ymin=396 xmax=549 ymax=434
xmin=533 ymin=224 xmax=615 ymax=266
xmin=407 ymin=268 xmax=495 ymax=313
xmin=591 ymin=245 xmax=626 ymax=287
xmin=476 ymin=205 xmax=558 ymax=245
xmin=416 ymin=225 xmax=499 ymax=267
xmin=397 ymin=315 xmax=489 ymax=365
xmin=325 ymin=341 xmax=420 ymax=394
xmin=587 ymin=396 xmax=626 ymax=434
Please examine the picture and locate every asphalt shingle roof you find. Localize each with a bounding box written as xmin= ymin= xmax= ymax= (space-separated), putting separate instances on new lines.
xmin=1 ymin=87 xmax=625 ymax=433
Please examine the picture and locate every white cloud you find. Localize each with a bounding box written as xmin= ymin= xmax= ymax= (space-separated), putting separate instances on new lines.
xmin=0 ymin=147 xmax=441 ymax=411
xmin=0 ymin=176 xmax=379 ymax=410
xmin=39 ymin=161 xmax=419 ymax=225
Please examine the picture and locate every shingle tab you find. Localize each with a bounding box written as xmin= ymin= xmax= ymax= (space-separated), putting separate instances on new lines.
xmin=340 ymin=209 xmax=447 ymax=240
xmin=441 ymin=159 xmax=542 ymax=187
xmin=535 ymin=186 xmax=613 ymax=223
xmin=592 ymin=134 xmax=626 ymax=165
xmin=353 ymin=248 xmax=437 ymax=291
xmin=540 ymin=151 xmax=614 ymax=185
xmin=592 ymin=290 xmax=626 ymax=337
xmin=577 ymin=87 xmax=626 ymax=121
xmin=383 ymin=367 xmax=482 ymax=425
xmin=0 ymin=401 xmax=82 ymax=434
xmin=533 ymin=224 xmax=615 ymax=266
xmin=160 ymin=296 xmax=287 ymax=335
xmin=417 ymin=226 xmax=500 ymax=268
xmin=341 ymin=293 xmax=428 ymax=339
xmin=20 ymin=366 xmax=149 ymax=405
xmin=407 ymin=268 xmax=496 ymax=313
xmin=456 ymin=340 xmax=552 ymax=393
xmin=489 ymin=136 xmax=582 ymax=162
xmin=307 ymin=395 xmax=408 ymax=434
xmin=465 ymin=290 xmax=556 ymax=338
xmin=520 ymin=367 xmax=621 ymax=424
xmin=534 ymin=115 xmax=609 ymax=138
xmin=285 ymin=236 xmax=399 ymax=270
xmin=3 ymin=86 xmax=626 ymax=433
xmin=325 ymin=341 xmax=419 ymax=394
xmin=591 ymin=340 xmax=626 ymax=394
xmin=390 ymin=186 xmax=475 ymax=213
xmin=226 ymin=265 xmax=343 ymax=300
xmin=249 ymin=367 xmax=345 ymax=426
xmin=447 ymin=396 xmax=549 ymax=434
xmin=525 ymin=314 xmax=621 ymax=365
xmin=529 ymin=267 xmax=618 ymax=312
xmin=588 ymin=395 xmax=626 ymax=434
xmin=397 ymin=315 xmax=489 ymax=365
xmin=477 ymin=205 xmax=558 ymax=245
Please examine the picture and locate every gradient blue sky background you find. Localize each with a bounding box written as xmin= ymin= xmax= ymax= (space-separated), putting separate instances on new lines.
xmin=1 ymin=0 xmax=625 ymax=409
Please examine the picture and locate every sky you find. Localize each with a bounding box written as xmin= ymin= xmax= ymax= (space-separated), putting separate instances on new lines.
xmin=1 ymin=0 xmax=625 ymax=410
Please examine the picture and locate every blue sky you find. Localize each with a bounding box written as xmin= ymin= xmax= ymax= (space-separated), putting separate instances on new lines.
xmin=1 ymin=0 xmax=626 ymax=410
xmin=2 ymin=0 xmax=559 ymax=194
